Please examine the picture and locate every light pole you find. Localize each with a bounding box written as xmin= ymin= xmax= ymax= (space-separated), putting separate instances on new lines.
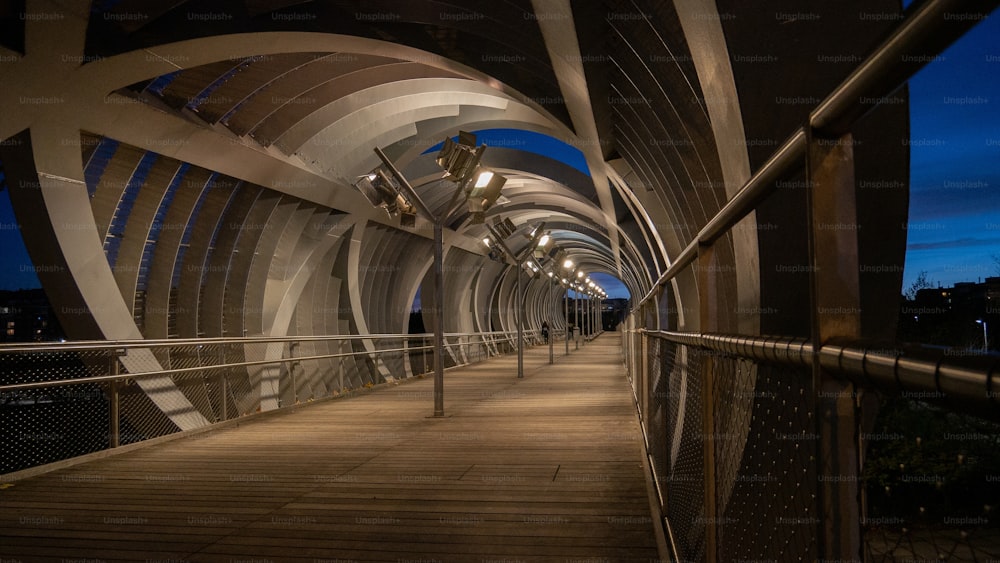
xmin=573 ymin=287 xmax=582 ymax=350
xmin=368 ymin=132 xmax=505 ymax=417
xmin=564 ymin=285 xmax=570 ymax=355
xmin=547 ymin=272 xmax=555 ymax=364
xmin=484 ymin=221 xmax=547 ymax=378
xmin=977 ymin=319 xmax=988 ymax=352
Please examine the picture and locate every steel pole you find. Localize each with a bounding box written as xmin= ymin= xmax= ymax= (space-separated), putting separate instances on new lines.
xmin=433 ymin=221 xmax=445 ymax=416
xmin=517 ymin=266 xmax=524 ymax=378
xmin=574 ymin=292 xmax=579 ymax=350
xmin=564 ymin=290 xmax=569 ymax=355
xmin=548 ymin=276 xmax=554 ymax=364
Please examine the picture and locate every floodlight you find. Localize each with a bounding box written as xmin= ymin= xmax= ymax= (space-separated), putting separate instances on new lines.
xmin=534 ymin=232 xmax=553 ymax=259
xmin=354 ymin=169 xmax=414 ymax=221
xmin=492 ymin=217 xmax=517 ymax=240
xmin=474 ymin=171 xmax=493 ymax=189
xmin=399 ymin=207 xmax=416 ymax=227
xmin=436 ymin=131 xmax=483 ymax=183
xmin=467 ymin=169 xmax=506 ymax=216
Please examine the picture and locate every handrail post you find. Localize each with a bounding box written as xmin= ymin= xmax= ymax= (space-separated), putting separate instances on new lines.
xmin=807 ymin=126 xmax=865 ymax=560
xmin=219 ymin=346 xmax=228 ymax=420
xmin=696 ymin=243 xmax=719 ymax=562
xmin=289 ymin=342 xmax=298 ymax=405
xmin=564 ymin=291 xmax=569 ymax=355
xmin=574 ymin=293 xmax=579 ymax=350
xmin=548 ymin=276 xmax=554 ymax=364
xmin=108 ymin=348 xmax=124 ymax=448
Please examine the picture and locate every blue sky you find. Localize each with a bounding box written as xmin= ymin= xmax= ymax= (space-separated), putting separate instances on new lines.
xmin=901 ymin=11 xmax=1000 ymax=289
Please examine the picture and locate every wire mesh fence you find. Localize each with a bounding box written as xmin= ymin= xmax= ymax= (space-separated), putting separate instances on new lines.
xmin=861 ymin=397 xmax=1000 ymax=562
xmin=1 ymin=331 xmax=531 ymax=474
xmin=623 ymin=327 xmax=1000 ymax=563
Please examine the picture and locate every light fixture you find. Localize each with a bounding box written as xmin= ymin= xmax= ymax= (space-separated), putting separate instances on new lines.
xmin=534 ymin=231 xmax=553 ymax=259
xmin=491 ymin=217 xmax=517 ymax=240
xmin=577 ymin=271 xmax=584 ymax=279
xmin=563 ymin=259 xmax=573 ymax=269
xmin=353 ymin=169 xmax=416 ymax=225
xmin=467 ymin=168 xmax=507 ymax=223
xmin=436 ymin=131 xmax=483 ymax=183
xmin=482 ymin=237 xmax=491 ymax=246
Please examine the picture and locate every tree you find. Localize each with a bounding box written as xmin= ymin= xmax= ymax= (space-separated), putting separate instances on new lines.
xmin=904 ymin=270 xmax=934 ymax=301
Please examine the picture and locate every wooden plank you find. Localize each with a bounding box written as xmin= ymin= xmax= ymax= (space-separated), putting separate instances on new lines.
xmin=0 ymin=334 xmax=658 ymax=561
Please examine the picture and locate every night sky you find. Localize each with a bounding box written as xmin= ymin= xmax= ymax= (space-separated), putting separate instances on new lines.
xmin=902 ymin=11 xmax=1000 ymax=290
xmin=1 ymin=11 xmax=997 ymax=301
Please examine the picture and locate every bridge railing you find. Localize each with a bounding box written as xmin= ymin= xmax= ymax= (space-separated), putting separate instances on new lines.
xmin=623 ymin=328 xmax=999 ymax=562
xmin=0 ymin=330 xmax=541 ymax=475
xmin=623 ymin=1 xmax=1000 ymax=562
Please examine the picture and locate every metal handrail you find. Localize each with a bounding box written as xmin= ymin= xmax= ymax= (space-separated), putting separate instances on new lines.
xmin=0 ymin=330 xmax=545 ymax=393
xmin=0 ymin=330 xmax=530 ymax=353
xmin=640 ymin=329 xmax=998 ymax=408
xmin=0 ymin=346 xmax=423 ymax=392
xmin=634 ymin=0 xmax=1000 ymax=311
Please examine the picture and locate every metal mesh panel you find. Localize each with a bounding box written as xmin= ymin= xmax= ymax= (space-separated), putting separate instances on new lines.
xmin=2 ymin=334 xmax=503 ymax=473
xmin=1 ymin=382 xmax=108 ymax=473
xmin=646 ymin=336 xmax=669 ymax=504
xmin=714 ymin=357 xmax=818 ymax=562
xmin=118 ymin=381 xmax=181 ymax=444
xmin=1 ymin=350 xmax=115 ymax=473
xmin=0 ymin=349 xmax=108 ymax=385
xmin=862 ymin=398 xmax=1000 ymax=562
xmin=667 ymin=344 xmax=706 ymax=563
xmin=634 ymin=334 xmax=819 ymax=563
xmin=375 ymin=336 xmax=406 ymax=380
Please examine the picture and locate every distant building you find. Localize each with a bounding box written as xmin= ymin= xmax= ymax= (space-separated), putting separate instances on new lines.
xmin=903 ymin=277 xmax=999 ymax=349
xmin=0 ymin=289 xmax=65 ymax=343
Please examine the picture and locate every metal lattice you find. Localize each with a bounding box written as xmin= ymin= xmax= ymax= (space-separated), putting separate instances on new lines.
xmin=714 ymin=357 xmax=817 ymax=562
xmin=631 ymin=333 xmax=819 ymax=563
xmin=862 ymin=398 xmax=1000 ymax=562
xmin=667 ymin=344 xmax=707 ymax=563
xmin=1 ymin=331 xmax=529 ymax=474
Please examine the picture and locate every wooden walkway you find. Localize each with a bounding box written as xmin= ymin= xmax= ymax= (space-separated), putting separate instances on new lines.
xmin=1 ymin=333 xmax=660 ymax=562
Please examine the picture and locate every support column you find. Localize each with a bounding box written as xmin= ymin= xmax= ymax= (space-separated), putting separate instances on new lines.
xmin=517 ymin=266 xmax=524 ymax=378
xmin=548 ymin=277 xmax=554 ymax=364
xmin=433 ymin=221 xmax=445 ymax=416
xmin=697 ymin=243 xmax=720 ymax=562
xmin=565 ymin=291 xmax=570 ymax=355
xmin=575 ymin=294 xmax=579 ymax=350
xmin=807 ymin=128 xmax=863 ymax=560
